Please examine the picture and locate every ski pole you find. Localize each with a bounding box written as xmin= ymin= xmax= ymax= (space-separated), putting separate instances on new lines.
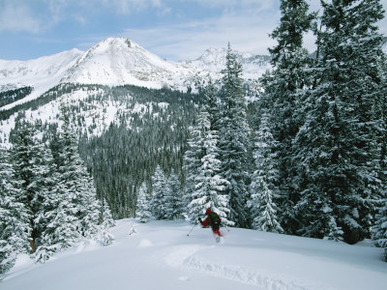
xmin=187 ymin=223 xmax=197 ymax=236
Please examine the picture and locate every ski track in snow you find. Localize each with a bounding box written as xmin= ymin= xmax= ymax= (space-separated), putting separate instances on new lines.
xmin=165 ymin=245 xmax=317 ymax=290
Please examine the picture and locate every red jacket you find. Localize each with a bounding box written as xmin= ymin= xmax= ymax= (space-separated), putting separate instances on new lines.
xmin=200 ymin=209 xmax=221 ymax=229
xmin=200 ymin=217 xmax=210 ymax=227
xmin=200 ymin=209 xmax=222 ymax=237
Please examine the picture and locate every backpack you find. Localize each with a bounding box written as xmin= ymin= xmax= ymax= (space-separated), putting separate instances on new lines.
xmin=208 ymin=211 xmax=221 ymax=229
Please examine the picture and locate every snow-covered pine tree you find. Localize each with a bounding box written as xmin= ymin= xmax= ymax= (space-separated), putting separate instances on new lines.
xmin=35 ymin=109 xmax=115 ymax=261
xmin=150 ymin=165 xmax=168 ymax=219
xmin=35 ymin=179 xmax=82 ymax=262
xmin=99 ymin=198 xmax=116 ymax=229
xmin=136 ymin=182 xmax=152 ymax=223
xmin=0 ymin=148 xmax=30 ymax=274
xmin=183 ymin=79 xmax=222 ymax=218
xmin=293 ymin=0 xmax=385 ymax=243
xmin=59 ymin=112 xmax=103 ymax=239
xmin=185 ymin=106 xmax=231 ymax=225
xmin=95 ymin=198 xmax=115 ymax=246
xmin=183 ymin=121 xmax=205 ymax=219
xmin=34 ymin=121 xmax=87 ymax=261
xmin=337 ymin=0 xmax=386 ymax=243
xmin=9 ymin=119 xmax=53 ymax=253
xmin=260 ymin=0 xmax=315 ymax=235
xmin=217 ymin=43 xmax=251 ymax=228
xmin=249 ymin=112 xmax=283 ymax=233
xmin=164 ymin=170 xmax=185 ymax=220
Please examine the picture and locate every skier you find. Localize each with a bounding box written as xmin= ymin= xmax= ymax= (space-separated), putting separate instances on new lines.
xmin=199 ymin=208 xmax=222 ymax=241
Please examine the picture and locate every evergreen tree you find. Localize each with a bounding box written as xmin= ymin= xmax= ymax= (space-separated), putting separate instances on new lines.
xmin=136 ymin=182 xmax=152 ymax=223
xmin=99 ymin=198 xmax=116 ymax=229
xmin=293 ymin=0 xmax=385 ymax=242
xmin=35 ymin=110 xmax=115 ymax=261
xmin=95 ymin=198 xmax=115 ymax=247
xmin=260 ymin=0 xmax=315 ymax=234
xmin=10 ymin=119 xmax=53 ymax=253
xmin=183 ymin=111 xmax=207 ymax=219
xmin=164 ymin=170 xmax=185 ymax=220
xmin=217 ymin=43 xmax=251 ymax=228
xmin=35 ymin=180 xmax=82 ymax=262
xmin=185 ymin=108 xmax=231 ymax=224
xmin=150 ymin=165 xmax=168 ymax=219
xmin=60 ymin=113 xmax=102 ymax=239
xmin=249 ymin=112 xmax=283 ymax=233
xmin=0 ymin=148 xmax=30 ymax=274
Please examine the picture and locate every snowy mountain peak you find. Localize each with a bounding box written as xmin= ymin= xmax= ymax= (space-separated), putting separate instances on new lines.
xmin=60 ymin=37 xmax=190 ymax=88
xmin=76 ymin=37 xmax=142 ymax=61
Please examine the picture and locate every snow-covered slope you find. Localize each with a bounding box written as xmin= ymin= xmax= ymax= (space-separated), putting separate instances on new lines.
xmin=61 ymin=37 xmax=201 ymax=89
xmin=1 ymin=220 xmax=386 ymax=290
xmin=0 ymin=49 xmax=83 ymax=110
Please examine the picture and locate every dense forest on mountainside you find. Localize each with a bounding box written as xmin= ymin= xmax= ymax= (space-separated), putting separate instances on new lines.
xmin=78 ymin=85 xmax=204 ymax=218
xmin=0 ymin=86 xmax=33 ymax=108
xmin=0 ymin=84 xmax=106 ymax=121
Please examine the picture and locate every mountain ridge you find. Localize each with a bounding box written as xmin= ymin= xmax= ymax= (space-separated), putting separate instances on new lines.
xmin=0 ymin=37 xmax=271 ymax=111
xmin=59 ymin=37 xmax=199 ymax=88
xmin=0 ymin=49 xmax=83 ymax=110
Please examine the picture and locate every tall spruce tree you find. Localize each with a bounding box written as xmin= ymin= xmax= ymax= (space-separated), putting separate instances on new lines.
xmin=35 ymin=109 xmax=114 ymax=261
xmin=293 ymin=0 xmax=385 ymax=242
xmin=60 ymin=113 xmax=103 ymax=239
xmin=10 ymin=119 xmax=53 ymax=253
xmin=0 ymin=148 xmax=30 ymax=274
xmin=164 ymin=170 xmax=185 ymax=220
xmin=183 ymin=125 xmax=203 ymax=216
xmin=217 ymin=43 xmax=251 ymax=228
xmin=185 ymin=107 xmax=231 ymax=224
xmin=260 ymin=0 xmax=315 ymax=234
xmin=150 ymin=165 xmax=168 ymax=219
xmin=35 ymin=177 xmax=82 ymax=262
xmin=249 ymin=112 xmax=283 ymax=233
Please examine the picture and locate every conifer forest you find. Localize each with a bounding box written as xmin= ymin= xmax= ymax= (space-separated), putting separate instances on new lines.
xmin=1 ymin=0 xmax=386 ymax=274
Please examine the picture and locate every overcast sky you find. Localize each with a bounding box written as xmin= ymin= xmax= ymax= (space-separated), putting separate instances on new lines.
xmin=0 ymin=0 xmax=386 ymax=61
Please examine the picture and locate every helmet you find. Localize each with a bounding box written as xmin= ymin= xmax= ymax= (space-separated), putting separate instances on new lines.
xmin=206 ymin=208 xmax=211 ymax=215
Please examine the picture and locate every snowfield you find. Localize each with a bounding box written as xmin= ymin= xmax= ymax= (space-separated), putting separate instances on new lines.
xmin=1 ymin=219 xmax=386 ymax=290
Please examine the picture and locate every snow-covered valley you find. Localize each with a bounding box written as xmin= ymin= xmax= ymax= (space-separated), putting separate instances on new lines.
xmin=1 ymin=219 xmax=386 ymax=290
